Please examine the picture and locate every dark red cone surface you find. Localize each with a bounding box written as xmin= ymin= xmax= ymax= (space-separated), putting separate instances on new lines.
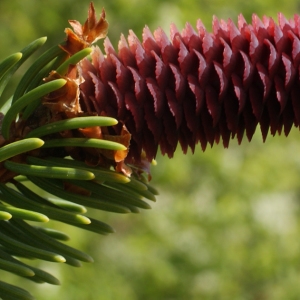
xmin=80 ymin=13 xmax=300 ymax=162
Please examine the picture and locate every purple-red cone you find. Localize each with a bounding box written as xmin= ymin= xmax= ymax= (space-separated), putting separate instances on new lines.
xmin=80 ymin=13 xmax=300 ymax=162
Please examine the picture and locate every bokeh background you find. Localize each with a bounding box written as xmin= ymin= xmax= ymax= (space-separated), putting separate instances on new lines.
xmin=1 ymin=0 xmax=300 ymax=299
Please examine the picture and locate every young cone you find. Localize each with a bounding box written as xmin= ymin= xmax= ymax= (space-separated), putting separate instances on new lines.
xmin=80 ymin=13 xmax=300 ymax=162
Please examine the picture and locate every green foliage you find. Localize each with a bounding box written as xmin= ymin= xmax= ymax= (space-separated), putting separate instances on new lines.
xmin=2 ymin=0 xmax=300 ymax=299
xmin=0 ymin=16 xmax=156 ymax=299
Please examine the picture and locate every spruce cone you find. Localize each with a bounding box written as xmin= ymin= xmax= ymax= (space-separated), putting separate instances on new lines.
xmin=80 ymin=13 xmax=300 ymax=162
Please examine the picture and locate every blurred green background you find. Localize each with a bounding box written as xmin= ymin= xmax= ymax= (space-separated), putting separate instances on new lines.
xmin=2 ymin=0 xmax=300 ymax=299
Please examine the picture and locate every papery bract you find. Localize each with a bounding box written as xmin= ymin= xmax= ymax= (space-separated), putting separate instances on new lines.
xmin=60 ymin=2 xmax=108 ymax=55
